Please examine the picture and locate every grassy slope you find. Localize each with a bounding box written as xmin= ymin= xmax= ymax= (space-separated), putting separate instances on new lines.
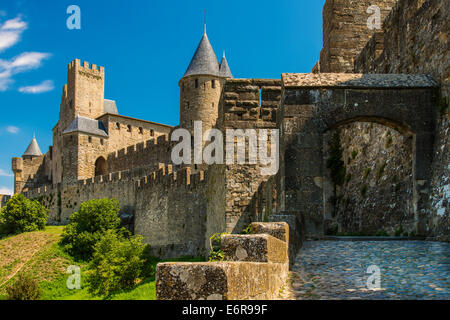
xmin=0 ymin=227 xmax=204 ymax=300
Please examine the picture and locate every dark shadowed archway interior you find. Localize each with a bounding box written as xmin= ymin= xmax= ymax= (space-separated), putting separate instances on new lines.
xmin=95 ymin=157 xmax=107 ymax=176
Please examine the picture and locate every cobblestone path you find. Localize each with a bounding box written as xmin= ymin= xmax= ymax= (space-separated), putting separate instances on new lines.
xmin=291 ymin=240 xmax=450 ymax=300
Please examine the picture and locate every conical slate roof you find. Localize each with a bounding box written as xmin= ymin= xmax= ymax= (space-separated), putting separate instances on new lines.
xmin=23 ymin=136 xmax=42 ymax=157
xmin=219 ymin=52 xmax=233 ymax=78
xmin=183 ymin=28 xmax=220 ymax=78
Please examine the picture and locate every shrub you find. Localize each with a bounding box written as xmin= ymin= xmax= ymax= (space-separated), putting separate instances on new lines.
xmin=375 ymin=230 xmax=389 ymax=237
xmin=394 ymin=225 xmax=404 ymax=237
xmin=208 ymin=232 xmax=228 ymax=262
xmin=85 ymin=230 xmax=147 ymax=296
xmin=385 ymin=131 xmax=393 ymax=148
xmin=7 ymin=274 xmax=41 ymax=300
xmin=0 ymin=194 xmax=48 ymax=235
xmin=60 ymin=198 xmax=124 ymax=260
xmin=241 ymin=224 xmax=253 ymax=235
xmin=351 ymin=149 xmax=358 ymax=160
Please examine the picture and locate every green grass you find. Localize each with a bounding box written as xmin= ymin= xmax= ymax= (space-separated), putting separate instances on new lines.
xmin=0 ymin=226 xmax=204 ymax=300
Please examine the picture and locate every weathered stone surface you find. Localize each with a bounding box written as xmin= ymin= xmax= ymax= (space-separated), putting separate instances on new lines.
xmin=282 ymin=73 xmax=437 ymax=88
xmin=156 ymin=261 xmax=289 ymax=300
xmin=221 ymin=234 xmax=288 ymax=263
xmin=269 ymin=215 xmax=304 ymax=267
xmin=249 ymin=222 xmax=289 ymax=243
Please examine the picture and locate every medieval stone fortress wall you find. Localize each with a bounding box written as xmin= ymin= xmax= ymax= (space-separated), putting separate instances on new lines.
xmin=9 ymin=0 xmax=449 ymax=269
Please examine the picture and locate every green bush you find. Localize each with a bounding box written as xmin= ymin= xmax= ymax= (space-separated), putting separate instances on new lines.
xmin=0 ymin=194 xmax=48 ymax=235
xmin=85 ymin=230 xmax=147 ymax=296
xmin=208 ymin=232 xmax=228 ymax=262
xmin=60 ymin=198 xmax=124 ymax=260
xmin=7 ymin=274 xmax=41 ymax=300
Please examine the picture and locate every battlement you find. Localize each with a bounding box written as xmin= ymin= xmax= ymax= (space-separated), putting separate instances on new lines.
xmin=221 ymin=78 xmax=281 ymax=126
xmin=68 ymin=59 xmax=105 ymax=75
xmin=107 ymin=134 xmax=173 ymax=173
xmin=136 ymin=166 xmax=206 ymax=190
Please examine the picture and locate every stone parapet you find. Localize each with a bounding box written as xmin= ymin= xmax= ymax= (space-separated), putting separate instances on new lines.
xmin=155 ymin=222 xmax=291 ymax=300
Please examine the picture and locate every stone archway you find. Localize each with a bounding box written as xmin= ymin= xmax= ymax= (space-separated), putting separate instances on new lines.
xmin=321 ymin=120 xmax=414 ymax=235
xmin=279 ymin=73 xmax=438 ymax=237
xmin=94 ymin=156 xmax=107 ymax=176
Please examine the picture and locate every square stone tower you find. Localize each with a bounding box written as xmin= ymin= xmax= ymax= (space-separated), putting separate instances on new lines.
xmin=60 ymin=59 xmax=105 ymax=131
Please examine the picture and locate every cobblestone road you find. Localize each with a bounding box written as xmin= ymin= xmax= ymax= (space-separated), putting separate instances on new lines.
xmin=291 ymin=240 xmax=450 ymax=300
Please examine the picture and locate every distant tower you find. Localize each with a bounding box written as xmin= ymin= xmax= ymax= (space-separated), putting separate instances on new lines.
xmin=22 ymin=134 xmax=43 ymax=160
xmin=12 ymin=135 xmax=44 ymax=194
xmin=179 ymin=25 xmax=233 ymax=133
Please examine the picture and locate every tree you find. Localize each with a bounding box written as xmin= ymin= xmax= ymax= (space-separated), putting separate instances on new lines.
xmin=85 ymin=230 xmax=147 ymax=296
xmin=0 ymin=194 xmax=48 ymax=235
xmin=60 ymin=198 xmax=124 ymax=260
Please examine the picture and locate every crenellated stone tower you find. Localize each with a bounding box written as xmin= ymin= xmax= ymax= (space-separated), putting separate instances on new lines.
xmin=179 ymin=26 xmax=233 ymax=134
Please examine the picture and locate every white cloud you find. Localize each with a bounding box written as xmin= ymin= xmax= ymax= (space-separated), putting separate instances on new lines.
xmin=0 ymin=187 xmax=13 ymax=195
xmin=9 ymin=52 xmax=51 ymax=71
xmin=6 ymin=125 xmax=19 ymax=134
xmin=0 ymin=16 xmax=27 ymax=52
xmin=1 ymin=17 xmax=27 ymax=30
xmin=0 ymin=15 xmax=52 ymax=91
xmin=0 ymin=52 xmax=51 ymax=91
xmin=19 ymin=79 xmax=54 ymax=93
xmin=0 ymin=169 xmax=13 ymax=177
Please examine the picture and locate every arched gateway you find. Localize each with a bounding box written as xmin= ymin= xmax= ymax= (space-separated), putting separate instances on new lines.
xmin=278 ymin=73 xmax=438 ymax=237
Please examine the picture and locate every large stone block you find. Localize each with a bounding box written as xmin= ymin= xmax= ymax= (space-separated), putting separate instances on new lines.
xmin=156 ymin=261 xmax=288 ymax=300
xmin=221 ymin=234 xmax=288 ymax=263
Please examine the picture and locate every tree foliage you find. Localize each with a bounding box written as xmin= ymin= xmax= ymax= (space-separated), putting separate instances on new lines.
xmin=60 ymin=198 xmax=124 ymax=260
xmin=85 ymin=230 xmax=147 ymax=296
xmin=0 ymin=194 xmax=48 ymax=235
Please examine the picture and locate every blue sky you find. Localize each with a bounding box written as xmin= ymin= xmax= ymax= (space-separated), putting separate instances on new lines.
xmin=0 ymin=0 xmax=325 ymax=194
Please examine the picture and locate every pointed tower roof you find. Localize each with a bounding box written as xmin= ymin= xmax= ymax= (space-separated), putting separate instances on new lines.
xmin=183 ymin=26 xmax=220 ymax=78
xmin=219 ymin=51 xmax=233 ymax=78
xmin=23 ymin=135 xmax=43 ymax=157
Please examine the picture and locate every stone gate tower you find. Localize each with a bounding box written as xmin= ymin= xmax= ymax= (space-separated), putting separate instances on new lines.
xmin=179 ymin=26 xmax=233 ymax=133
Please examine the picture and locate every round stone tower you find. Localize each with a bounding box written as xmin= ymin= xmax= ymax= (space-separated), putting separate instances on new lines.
xmin=179 ymin=26 xmax=233 ymax=133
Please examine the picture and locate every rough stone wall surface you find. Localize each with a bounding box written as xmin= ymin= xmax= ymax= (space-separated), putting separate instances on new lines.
xmin=219 ymin=79 xmax=281 ymax=233
xmin=354 ymin=0 xmax=449 ymax=239
xmin=325 ymin=122 xmax=414 ymax=235
xmin=320 ymin=0 xmax=398 ymax=73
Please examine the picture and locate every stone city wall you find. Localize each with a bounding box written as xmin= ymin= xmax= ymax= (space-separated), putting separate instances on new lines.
xmin=24 ymin=165 xmax=215 ymax=258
